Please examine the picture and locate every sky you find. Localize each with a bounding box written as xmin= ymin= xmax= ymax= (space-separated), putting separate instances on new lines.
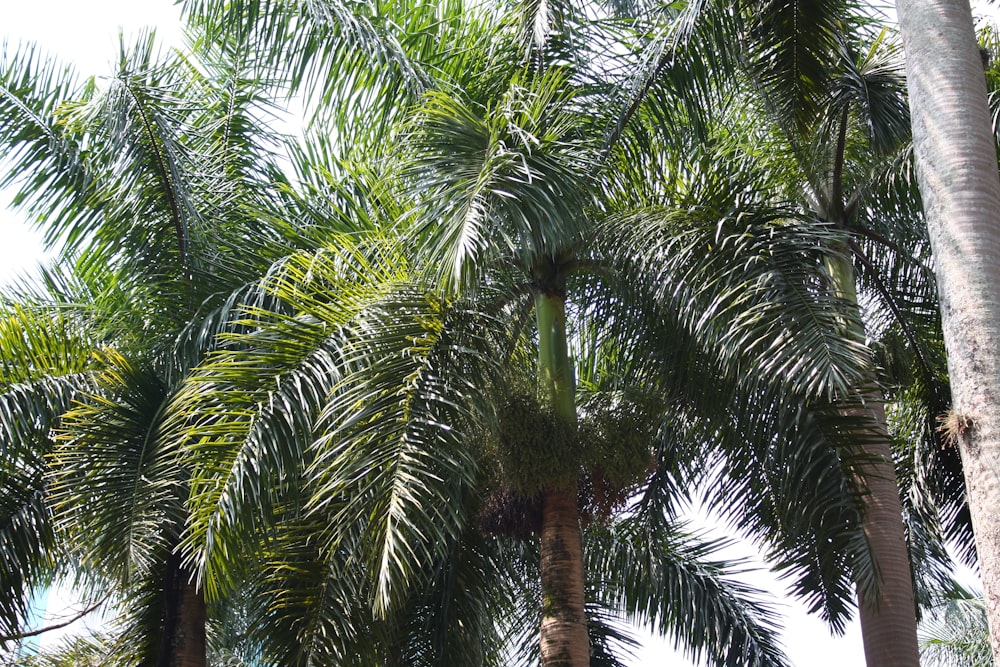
xmin=1 ymin=2 xmax=990 ymax=665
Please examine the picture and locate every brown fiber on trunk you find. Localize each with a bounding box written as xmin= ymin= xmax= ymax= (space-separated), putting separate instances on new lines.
xmin=539 ymin=486 xmax=590 ymax=667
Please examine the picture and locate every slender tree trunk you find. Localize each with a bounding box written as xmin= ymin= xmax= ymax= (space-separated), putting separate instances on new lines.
xmin=852 ymin=401 xmax=920 ymax=666
xmin=535 ymin=290 xmax=589 ymax=667
xmin=897 ymin=0 xmax=1000 ymax=659
xmin=158 ymin=554 xmax=207 ymax=667
xmin=826 ymin=254 xmax=920 ymax=665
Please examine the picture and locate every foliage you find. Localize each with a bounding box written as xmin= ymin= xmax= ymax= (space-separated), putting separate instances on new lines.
xmin=0 ymin=0 xmax=972 ymax=665
xmin=918 ymin=591 xmax=992 ymax=667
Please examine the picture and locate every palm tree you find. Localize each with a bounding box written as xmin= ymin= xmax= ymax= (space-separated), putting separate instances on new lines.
xmin=743 ymin=28 xmax=925 ymax=664
xmin=2 ymin=2 xmax=952 ymax=665
xmin=1 ymin=15 xmax=798 ymax=666
xmin=0 ymin=31 xmax=298 ymax=666
xmin=609 ymin=6 xmax=956 ymax=662
xmin=673 ymin=9 xmax=982 ymax=661
xmin=168 ymin=122 xmax=796 ymax=667
xmin=896 ymin=0 xmax=1000 ymax=660
xmin=169 ymin=2 xmax=903 ymax=665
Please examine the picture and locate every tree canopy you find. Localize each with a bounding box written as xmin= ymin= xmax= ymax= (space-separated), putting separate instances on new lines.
xmin=0 ymin=1 xmax=990 ymax=666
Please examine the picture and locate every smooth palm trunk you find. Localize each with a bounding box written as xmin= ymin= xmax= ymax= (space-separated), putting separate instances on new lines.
xmin=158 ymin=555 xmax=207 ymax=667
xmin=851 ymin=400 xmax=920 ymax=666
xmin=535 ymin=291 xmax=590 ymax=667
xmin=826 ymin=254 xmax=920 ymax=665
xmin=897 ymin=0 xmax=1000 ymax=659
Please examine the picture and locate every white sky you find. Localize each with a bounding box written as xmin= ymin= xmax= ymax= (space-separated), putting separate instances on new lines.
xmin=5 ymin=2 xmax=992 ymax=666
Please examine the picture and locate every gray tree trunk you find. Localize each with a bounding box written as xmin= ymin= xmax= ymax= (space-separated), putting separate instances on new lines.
xmin=896 ymin=0 xmax=1000 ymax=659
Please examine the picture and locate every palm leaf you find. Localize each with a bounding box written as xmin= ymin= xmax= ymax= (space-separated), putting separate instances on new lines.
xmin=49 ymin=350 xmax=184 ymax=586
xmin=405 ymin=76 xmax=598 ymax=292
xmin=306 ymin=287 xmax=510 ymax=615
xmin=0 ymin=41 xmax=94 ymax=248
xmin=171 ymin=242 xmax=408 ymax=596
xmin=586 ymin=518 xmax=790 ymax=667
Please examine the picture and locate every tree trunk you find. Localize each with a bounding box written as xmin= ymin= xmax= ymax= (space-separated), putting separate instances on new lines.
xmin=826 ymin=254 xmax=920 ymax=665
xmin=851 ymin=400 xmax=920 ymax=666
xmin=539 ymin=486 xmax=589 ymax=667
xmin=158 ymin=554 xmax=207 ymax=667
xmin=535 ymin=290 xmax=589 ymax=667
xmin=897 ymin=0 xmax=1000 ymax=659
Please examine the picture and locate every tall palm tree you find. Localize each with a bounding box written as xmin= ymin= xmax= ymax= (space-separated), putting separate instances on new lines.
xmin=0 ymin=31 xmax=297 ymax=666
xmin=169 ymin=3 xmax=898 ymax=665
xmin=2 ymin=3 xmax=949 ymax=665
xmin=1 ymin=16 xmax=797 ymax=667
xmin=896 ymin=0 xmax=1000 ymax=660
xmin=744 ymin=28 xmax=926 ymax=664
xmin=609 ymin=5 xmax=960 ymax=663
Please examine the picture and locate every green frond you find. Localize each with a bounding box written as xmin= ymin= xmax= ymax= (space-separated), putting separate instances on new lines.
xmin=0 ymin=41 xmax=94 ymax=247
xmin=744 ymin=0 xmax=853 ymax=131
xmin=245 ymin=492 xmax=512 ymax=666
xmin=181 ymin=0 xmax=480 ymax=127
xmin=919 ymin=592 xmax=991 ymax=667
xmin=406 ymin=77 xmax=598 ymax=292
xmin=0 ymin=303 xmax=94 ymax=386
xmin=509 ymin=0 xmax=574 ymax=59
xmin=171 ymin=244 xmax=406 ymax=596
xmin=606 ymin=206 xmax=872 ymax=401
xmin=831 ymin=29 xmax=910 ymax=155
xmin=0 ymin=301 xmax=101 ymax=640
xmin=0 ymin=373 xmax=91 ymax=638
xmin=49 ymin=349 xmax=183 ymax=585
xmin=702 ymin=388 xmax=882 ymax=631
xmin=585 ymin=604 xmax=641 ymax=667
xmin=383 ymin=524 xmax=514 ymax=666
xmin=275 ymin=135 xmax=406 ymax=241
xmin=307 ymin=289 xmax=508 ymax=615
xmin=62 ymin=31 xmax=200 ymax=270
xmin=600 ymin=1 xmax=740 ymax=155
xmin=586 ymin=518 xmax=790 ymax=667
xmin=248 ymin=514 xmax=382 ymax=666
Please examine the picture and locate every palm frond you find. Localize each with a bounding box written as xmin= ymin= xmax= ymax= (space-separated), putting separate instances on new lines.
xmin=0 ymin=303 xmax=98 ymax=640
xmin=249 ymin=513 xmax=381 ymax=666
xmin=606 ymin=205 xmax=872 ymax=401
xmin=307 ymin=288 xmax=510 ymax=615
xmin=171 ymin=243 xmax=407 ymax=595
xmin=600 ymin=0 xmax=741 ymax=155
xmin=405 ymin=76 xmax=598 ymax=292
xmin=587 ymin=518 xmax=790 ymax=667
xmin=918 ymin=591 xmax=991 ymax=667
xmin=703 ymin=387 xmax=882 ymax=632
xmin=181 ymin=0 xmax=479 ymax=130
xmin=49 ymin=350 xmax=184 ymax=586
xmin=744 ymin=0 xmax=853 ymax=131
xmin=831 ymin=29 xmax=910 ymax=155
xmin=63 ymin=31 xmax=200 ymax=271
xmin=0 ymin=41 xmax=93 ymax=247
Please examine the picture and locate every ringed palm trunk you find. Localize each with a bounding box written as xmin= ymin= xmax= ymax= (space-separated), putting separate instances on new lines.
xmin=826 ymin=253 xmax=920 ymax=665
xmin=897 ymin=0 xmax=1000 ymax=659
xmin=535 ymin=290 xmax=589 ymax=667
